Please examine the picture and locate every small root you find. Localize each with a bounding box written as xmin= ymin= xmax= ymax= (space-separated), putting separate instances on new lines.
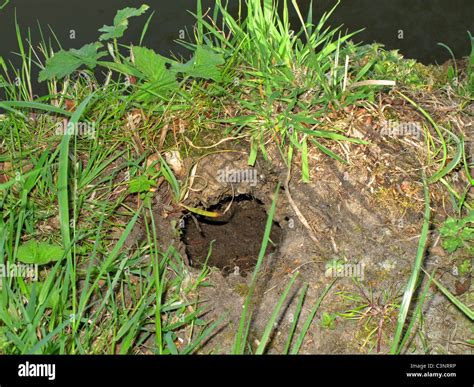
xmin=284 ymin=168 xmax=320 ymax=245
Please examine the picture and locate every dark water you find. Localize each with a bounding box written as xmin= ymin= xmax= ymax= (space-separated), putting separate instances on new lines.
xmin=0 ymin=0 xmax=473 ymax=91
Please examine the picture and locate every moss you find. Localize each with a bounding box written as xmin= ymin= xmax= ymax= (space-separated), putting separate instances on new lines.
xmin=234 ymin=282 xmax=250 ymax=297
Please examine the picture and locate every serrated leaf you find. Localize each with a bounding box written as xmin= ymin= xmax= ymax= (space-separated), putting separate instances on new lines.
xmin=39 ymin=243 xmax=65 ymax=262
xmin=171 ymin=46 xmax=225 ymax=82
xmin=98 ymin=24 xmax=127 ymax=42
xmin=71 ymin=43 xmax=105 ymax=67
xmin=39 ymin=43 xmax=105 ymax=81
xmin=39 ymin=51 xmax=82 ymax=81
xmin=99 ymin=4 xmax=149 ymax=41
xmin=17 ymin=240 xmax=64 ymax=265
xmin=133 ymin=46 xmax=168 ymax=80
xmin=131 ymin=46 xmax=178 ymax=96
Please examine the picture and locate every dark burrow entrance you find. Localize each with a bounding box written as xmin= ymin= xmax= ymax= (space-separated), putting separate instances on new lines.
xmin=182 ymin=195 xmax=282 ymax=276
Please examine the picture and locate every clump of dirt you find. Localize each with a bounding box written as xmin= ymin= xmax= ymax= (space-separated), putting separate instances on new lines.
xmin=183 ymin=195 xmax=282 ymax=276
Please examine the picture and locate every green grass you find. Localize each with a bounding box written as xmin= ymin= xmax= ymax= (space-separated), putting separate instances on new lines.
xmin=390 ymin=173 xmax=431 ymax=354
xmin=188 ymin=0 xmax=374 ymax=178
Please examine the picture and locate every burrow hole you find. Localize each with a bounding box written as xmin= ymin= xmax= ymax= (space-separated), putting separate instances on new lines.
xmin=182 ymin=195 xmax=282 ymax=276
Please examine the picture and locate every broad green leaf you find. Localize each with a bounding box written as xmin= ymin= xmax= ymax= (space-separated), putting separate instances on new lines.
xmin=132 ymin=46 xmax=178 ymax=95
xmin=171 ymin=46 xmax=225 ymax=82
xmin=99 ymin=4 xmax=150 ymax=41
xmin=39 ymin=43 xmax=105 ymax=81
xmin=17 ymin=240 xmax=64 ymax=265
xmin=132 ymin=46 xmax=167 ymax=81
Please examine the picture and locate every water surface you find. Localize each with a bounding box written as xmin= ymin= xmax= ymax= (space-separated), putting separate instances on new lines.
xmin=0 ymin=0 xmax=472 ymax=91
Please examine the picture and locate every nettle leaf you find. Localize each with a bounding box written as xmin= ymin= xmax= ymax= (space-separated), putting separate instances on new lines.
xmin=99 ymin=4 xmax=149 ymax=41
xmin=39 ymin=51 xmax=81 ymax=82
xmin=129 ymin=175 xmax=156 ymax=193
xmin=17 ymin=240 xmax=64 ymax=265
xmin=71 ymin=43 xmax=106 ymax=67
xmin=132 ymin=46 xmax=178 ymax=95
xmin=98 ymin=25 xmax=127 ymax=41
xmin=171 ymin=46 xmax=225 ymax=82
xmin=39 ymin=43 xmax=105 ymax=81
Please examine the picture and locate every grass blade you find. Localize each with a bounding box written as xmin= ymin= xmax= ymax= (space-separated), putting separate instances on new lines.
xmin=390 ymin=173 xmax=431 ymax=354
xmin=256 ymin=271 xmax=299 ymax=354
xmin=232 ymin=183 xmax=280 ymax=354
xmin=290 ymin=279 xmax=336 ymax=354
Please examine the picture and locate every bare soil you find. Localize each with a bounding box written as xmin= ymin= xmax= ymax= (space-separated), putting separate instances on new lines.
xmin=132 ymin=89 xmax=473 ymax=354
xmin=183 ymin=196 xmax=282 ymax=276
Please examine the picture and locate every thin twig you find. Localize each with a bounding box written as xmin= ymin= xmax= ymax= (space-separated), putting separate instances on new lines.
xmin=284 ymin=166 xmax=320 ymax=244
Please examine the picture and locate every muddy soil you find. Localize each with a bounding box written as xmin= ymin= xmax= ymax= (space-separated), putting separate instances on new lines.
xmin=144 ymin=91 xmax=473 ymax=354
xmin=183 ymin=196 xmax=282 ymax=276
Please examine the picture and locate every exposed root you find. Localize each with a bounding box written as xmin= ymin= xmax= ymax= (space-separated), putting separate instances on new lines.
xmin=283 ymin=166 xmax=321 ymax=245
